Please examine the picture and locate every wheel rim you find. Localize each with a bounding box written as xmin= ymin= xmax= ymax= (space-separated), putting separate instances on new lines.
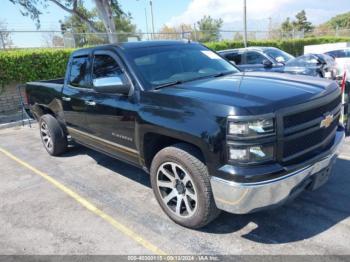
xmin=156 ymin=162 xmax=198 ymax=218
xmin=40 ymin=121 xmax=53 ymax=151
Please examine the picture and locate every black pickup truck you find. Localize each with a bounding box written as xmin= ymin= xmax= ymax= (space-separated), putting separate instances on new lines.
xmin=26 ymin=41 xmax=345 ymax=228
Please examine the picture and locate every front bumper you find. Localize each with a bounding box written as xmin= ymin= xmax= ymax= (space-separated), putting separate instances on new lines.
xmin=210 ymin=130 xmax=345 ymax=214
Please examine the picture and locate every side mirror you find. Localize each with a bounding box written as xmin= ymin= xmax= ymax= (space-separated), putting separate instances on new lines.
xmin=93 ymin=76 xmax=131 ymax=95
xmin=262 ymin=59 xmax=273 ymax=68
xmin=275 ymin=56 xmax=286 ymax=63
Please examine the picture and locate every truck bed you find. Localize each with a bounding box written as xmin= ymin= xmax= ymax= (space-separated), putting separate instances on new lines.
xmin=26 ymin=78 xmax=64 ymax=108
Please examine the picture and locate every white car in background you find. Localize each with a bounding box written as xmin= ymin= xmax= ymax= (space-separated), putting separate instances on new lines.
xmin=304 ymin=43 xmax=350 ymax=78
xmin=325 ymin=48 xmax=350 ymax=78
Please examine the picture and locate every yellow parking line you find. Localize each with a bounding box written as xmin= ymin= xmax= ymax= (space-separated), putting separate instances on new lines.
xmin=0 ymin=147 xmax=167 ymax=256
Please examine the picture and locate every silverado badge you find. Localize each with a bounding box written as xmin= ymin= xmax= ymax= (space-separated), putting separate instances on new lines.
xmin=320 ymin=114 xmax=334 ymax=128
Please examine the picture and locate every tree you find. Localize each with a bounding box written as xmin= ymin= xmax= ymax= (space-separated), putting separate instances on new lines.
xmin=59 ymin=3 xmax=137 ymax=46
xmin=8 ymin=0 xmax=127 ymax=43
xmin=197 ymin=15 xmax=223 ymax=42
xmin=233 ymin=32 xmax=243 ymax=41
xmin=42 ymin=31 xmax=64 ymax=47
xmin=281 ymin=17 xmax=293 ymax=33
xmin=156 ymin=24 xmax=194 ymax=40
xmin=314 ymin=11 xmax=350 ymax=37
xmin=292 ymin=10 xmax=314 ymax=33
xmin=324 ymin=12 xmax=350 ymax=29
xmin=279 ymin=11 xmax=314 ymax=38
xmin=0 ymin=20 xmax=13 ymax=49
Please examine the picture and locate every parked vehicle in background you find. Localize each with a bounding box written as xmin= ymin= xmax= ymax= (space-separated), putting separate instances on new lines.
xmin=304 ymin=43 xmax=350 ymax=78
xmin=325 ymin=48 xmax=350 ymax=78
xmin=284 ymin=54 xmax=337 ymax=80
xmin=218 ymin=47 xmax=294 ymax=72
xmin=26 ymin=41 xmax=344 ymax=228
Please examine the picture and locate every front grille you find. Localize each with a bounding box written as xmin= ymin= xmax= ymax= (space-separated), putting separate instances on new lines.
xmin=280 ymin=93 xmax=341 ymax=162
xmin=283 ymin=114 xmax=339 ymax=159
xmin=284 ymin=95 xmax=341 ymax=128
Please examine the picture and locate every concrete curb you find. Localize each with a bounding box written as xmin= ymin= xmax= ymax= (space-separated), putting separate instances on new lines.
xmin=0 ymin=119 xmax=36 ymax=130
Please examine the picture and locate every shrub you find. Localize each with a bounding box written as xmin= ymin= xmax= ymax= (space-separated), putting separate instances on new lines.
xmin=0 ymin=49 xmax=73 ymax=89
xmin=205 ymin=37 xmax=350 ymax=56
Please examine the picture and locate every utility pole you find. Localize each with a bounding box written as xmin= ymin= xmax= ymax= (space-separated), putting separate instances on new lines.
xmin=149 ymin=0 xmax=155 ymax=39
xmin=144 ymin=7 xmax=149 ymax=40
xmin=136 ymin=0 xmax=153 ymax=40
xmin=243 ymin=0 xmax=247 ymax=47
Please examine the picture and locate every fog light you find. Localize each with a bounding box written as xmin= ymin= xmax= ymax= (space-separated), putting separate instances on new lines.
xmin=229 ymin=144 xmax=274 ymax=163
xmin=229 ymin=148 xmax=248 ymax=161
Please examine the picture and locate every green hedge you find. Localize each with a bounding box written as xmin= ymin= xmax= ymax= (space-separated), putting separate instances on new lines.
xmin=205 ymin=37 xmax=350 ymax=56
xmin=0 ymin=49 xmax=73 ymax=89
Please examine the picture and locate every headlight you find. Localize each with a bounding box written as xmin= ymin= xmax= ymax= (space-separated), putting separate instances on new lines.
xmin=229 ymin=144 xmax=274 ymax=163
xmin=228 ymin=119 xmax=274 ymax=137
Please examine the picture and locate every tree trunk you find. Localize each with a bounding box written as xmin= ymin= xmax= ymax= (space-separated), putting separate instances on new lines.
xmin=93 ymin=0 xmax=118 ymax=43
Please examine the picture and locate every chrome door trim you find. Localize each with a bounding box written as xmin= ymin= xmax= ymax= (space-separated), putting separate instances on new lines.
xmin=67 ymin=127 xmax=139 ymax=156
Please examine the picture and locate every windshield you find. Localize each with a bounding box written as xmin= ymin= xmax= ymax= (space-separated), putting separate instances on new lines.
xmin=124 ymin=43 xmax=240 ymax=90
xmin=264 ymin=48 xmax=294 ymax=63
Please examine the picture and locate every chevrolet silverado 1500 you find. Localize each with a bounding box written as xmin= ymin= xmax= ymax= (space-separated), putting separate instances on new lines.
xmin=26 ymin=41 xmax=345 ymax=228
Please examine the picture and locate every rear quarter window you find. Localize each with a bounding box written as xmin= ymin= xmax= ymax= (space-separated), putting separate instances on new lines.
xmin=224 ymin=53 xmax=242 ymax=65
xmin=69 ymin=56 xmax=90 ymax=88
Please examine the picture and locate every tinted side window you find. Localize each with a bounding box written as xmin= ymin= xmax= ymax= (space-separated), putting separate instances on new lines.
xmin=326 ymin=50 xmax=346 ymax=58
xmin=245 ymin=51 xmax=266 ymax=65
xmin=69 ymin=56 xmax=90 ymax=88
xmin=225 ymin=53 xmax=242 ymax=65
xmin=92 ymin=55 xmax=123 ymax=79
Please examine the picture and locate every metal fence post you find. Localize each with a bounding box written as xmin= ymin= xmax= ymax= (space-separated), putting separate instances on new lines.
xmin=0 ymin=31 xmax=5 ymax=50
xmin=193 ymin=24 xmax=198 ymax=41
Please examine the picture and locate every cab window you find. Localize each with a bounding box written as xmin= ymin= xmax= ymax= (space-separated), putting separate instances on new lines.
xmin=92 ymin=54 xmax=123 ymax=79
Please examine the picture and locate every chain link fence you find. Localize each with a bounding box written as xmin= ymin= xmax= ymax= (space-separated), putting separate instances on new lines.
xmin=1 ymin=28 xmax=350 ymax=49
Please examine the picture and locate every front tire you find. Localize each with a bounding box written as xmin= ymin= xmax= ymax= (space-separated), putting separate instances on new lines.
xmin=39 ymin=114 xmax=68 ymax=156
xmin=150 ymin=143 xmax=220 ymax=228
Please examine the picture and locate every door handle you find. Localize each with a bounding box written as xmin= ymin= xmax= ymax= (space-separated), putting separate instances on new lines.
xmin=62 ymin=96 xmax=71 ymax=102
xmin=85 ymin=100 xmax=96 ymax=106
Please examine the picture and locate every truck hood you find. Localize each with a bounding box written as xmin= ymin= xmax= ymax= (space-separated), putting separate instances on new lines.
xmin=155 ymin=72 xmax=339 ymax=114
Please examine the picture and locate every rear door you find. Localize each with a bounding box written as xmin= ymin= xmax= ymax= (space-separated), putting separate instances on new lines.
xmin=61 ymin=54 xmax=93 ymax=132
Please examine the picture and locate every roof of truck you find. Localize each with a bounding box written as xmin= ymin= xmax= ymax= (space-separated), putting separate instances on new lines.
xmin=71 ymin=40 xmax=195 ymax=56
xmin=117 ymin=40 xmax=194 ymax=49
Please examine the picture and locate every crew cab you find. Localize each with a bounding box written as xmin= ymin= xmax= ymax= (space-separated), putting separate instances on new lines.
xmin=26 ymin=41 xmax=345 ymax=228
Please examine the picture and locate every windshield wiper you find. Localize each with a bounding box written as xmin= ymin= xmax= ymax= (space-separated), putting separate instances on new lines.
xmin=154 ymin=80 xmax=183 ymax=90
xmin=154 ymin=71 xmax=236 ymax=90
xmin=213 ymin=71 xmax=236 ymax=77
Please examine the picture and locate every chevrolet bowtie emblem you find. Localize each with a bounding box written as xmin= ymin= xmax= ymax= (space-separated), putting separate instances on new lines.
xmin=320 ymin=114 xmax=334 ymax=128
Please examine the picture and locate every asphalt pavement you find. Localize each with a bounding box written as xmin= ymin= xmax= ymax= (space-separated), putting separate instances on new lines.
xmin=0 ymin=125 xmax=350 ymax=255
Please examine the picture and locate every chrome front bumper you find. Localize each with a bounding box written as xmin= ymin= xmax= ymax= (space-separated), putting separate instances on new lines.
xmin=210 ymin=130 xmax=345 ymax=214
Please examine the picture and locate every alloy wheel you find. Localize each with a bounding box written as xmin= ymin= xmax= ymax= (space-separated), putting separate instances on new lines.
xmin=156 ymin=162 xmax=198 ymax=218
xmin=40 ymin=121 xmax=53 ymax=151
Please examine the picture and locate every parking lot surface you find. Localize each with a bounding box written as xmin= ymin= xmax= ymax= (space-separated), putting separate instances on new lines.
xmin=1 ymin=125 xmax=350 ymax=255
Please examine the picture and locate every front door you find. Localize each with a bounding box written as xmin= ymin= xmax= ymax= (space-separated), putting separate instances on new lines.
xmin=239 ymin=51 xmax=267 ymax=72
xmin=85 ymin=50 xmax=139 ymax=164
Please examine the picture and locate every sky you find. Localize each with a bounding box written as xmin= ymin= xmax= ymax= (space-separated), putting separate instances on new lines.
xmin=0 ymin=0 xmax=349 ymax=47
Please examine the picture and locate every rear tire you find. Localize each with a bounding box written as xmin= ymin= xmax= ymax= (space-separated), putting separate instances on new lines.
xmin=150 ymin=143 xmax=220 ymax=228
xmin=39 ymin=114 xmax=68 ymax=156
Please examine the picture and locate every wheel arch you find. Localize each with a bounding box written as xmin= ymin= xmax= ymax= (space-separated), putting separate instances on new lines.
xmin=141 ymin=131 xmax=207 ymax=171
